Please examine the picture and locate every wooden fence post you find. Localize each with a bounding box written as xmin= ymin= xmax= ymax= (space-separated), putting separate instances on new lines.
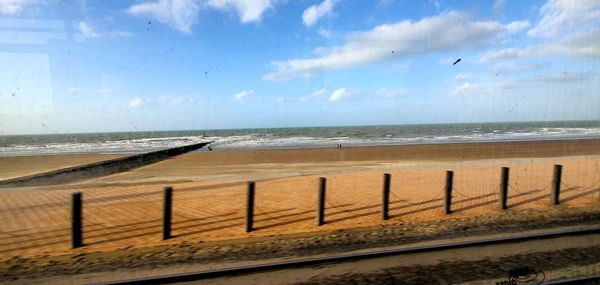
xmin=317 ymin=177 xmax=326 ymax=226
xmin=382 ymin=173 xmax=391 ymax=220
xmin=499 ymin=167 xmax=509 ymax=210
xmin=246 ymin=182 xmax=255 ymax=232
xmin=444 ymin=171 xmax=453 ymax=214
xmin=551 ymin=165 xmax=562 ymax=205
xmin=163 ymin=186 xmax=172 ymax=240
xmin=71 ymin=192 xmax=83 ymax=248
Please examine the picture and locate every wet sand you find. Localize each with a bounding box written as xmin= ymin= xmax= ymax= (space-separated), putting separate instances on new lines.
xmin=0 ymin=140 xmax=599 ymax=282
xmin=2 ymin=139 xmax=600 ymax=183
xmin=0 ymin=154 xmax=125 ymax=181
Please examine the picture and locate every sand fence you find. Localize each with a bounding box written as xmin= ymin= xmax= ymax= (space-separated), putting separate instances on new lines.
xmin=0 ymin=159 xmax=599 ymax=258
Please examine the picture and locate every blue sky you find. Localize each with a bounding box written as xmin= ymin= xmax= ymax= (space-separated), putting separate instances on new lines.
xmin=0 ymin=0 xmax=599 ymax=134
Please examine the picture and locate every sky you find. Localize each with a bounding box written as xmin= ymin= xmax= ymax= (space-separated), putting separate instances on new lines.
xmin=0 ymin=0 xmax=599 ymax=135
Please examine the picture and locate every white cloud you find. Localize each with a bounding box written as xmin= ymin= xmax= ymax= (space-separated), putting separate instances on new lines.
xmin=317 ymin=27 xmax=332 ymax=38
xmin=159 ymin=95 xmax=184 ymax=104
xmin=487 ymin=62 xmax=544 ymax=75
xmin=233 ymin=90 xmax=253 ymax=101
xmin=532 ymin=28 xmax=600 ymax=58
xmin=302 ymin=0 xmax=339 ymax=27
xmin=481 ymin=1 xmax=600 ymax=62
xmin=449 ymin=72 xmax=596 ymax=97
xmin=0 ymin=0 xmax=40 ymax=15
xmin=527 ymin=0 xmax=600 ymax=38
xmin=300 ymin=88 xmax=327 ymax=102
xmin=207 ymin=0 xmax=278 ymax=23
xmin=375 ymin=88 xmax=407 ymax=99
xmin=95 ymin=87 xmax=112 ymax=94
xmin=127 ymin=0 xmax=283 ymax=32
xmin=529 ymin=72 xmax=593 ymax=84
xmin=492 ymin=0 xmax=506 ymax=14
xmin=481 ymin=28 xmax=600 ymax=62
xmin=264 ymin=11 xmax=527 ymax=80
xmin=455 ymin=73 xmax=470 ymax=81
xmin=506 ymin=21 xmax=530 ymax=32
xmin=276 ymin=96 xmax=285 ymax=103
xmin=479 ymin=48 xmax=521 ymax=62
xmin=79 ymin=21 xmax=99 ymax=38
xmin=130 ymin=97 xmax=144 ymax=108
xmin=130 ymin=95 xmax=199 ymax=108
xmin=127 ymin=0 xmax=200 ymax=34
xmin=77 ymin=21 xmax=132 ymax=39
xmin=450 ymin=82 xmax=479 ymax=97
xmin=428 ymin=0 xmax=441 ymax=9
xmin=329 ymin=87 xmax=356 ymax=102
xmin=158 ymin=95 xmax=198 ymax=105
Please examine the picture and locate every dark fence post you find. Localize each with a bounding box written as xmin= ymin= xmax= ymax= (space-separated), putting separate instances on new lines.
xmin=382 ymin=173 xmax=391 ymax=220
xmin=551 ymin=164 xmax=562 ymax=205
xmin=499 ymin=167 xmax=509 ymax=210
xmin=444 ymin=171 xmax=453 ymax=214
xmin=317 ymin=177 xmax=326 ymax=226
xmin=246 ymin=182 xmax=255 ymax=232
xmin=71 ymin=192 xmax=83 ymax=248
xmin=163 ymin=186 xmax=172 ymax=240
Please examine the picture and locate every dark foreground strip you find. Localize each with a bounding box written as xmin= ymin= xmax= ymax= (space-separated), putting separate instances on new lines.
xmin=0 ymin=141 xmax=213 ymax=188
xmin=544 ymin=275 xmax=600 ymax=284
xmin=96 ymin=226 xmax=600 ymax=285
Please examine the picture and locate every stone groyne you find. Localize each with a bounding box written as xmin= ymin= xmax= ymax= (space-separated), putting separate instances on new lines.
xmin=0 ymin=141 xmax=213 ymax=188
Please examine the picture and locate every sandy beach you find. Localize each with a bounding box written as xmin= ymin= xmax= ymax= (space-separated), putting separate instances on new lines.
xmin=0 ymin=139 xmax=598 ymax=260
xmin=0 ymin=139 xmax=599 ymax=284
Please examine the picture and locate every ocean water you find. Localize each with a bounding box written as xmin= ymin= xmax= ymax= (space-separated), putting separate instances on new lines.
xmin=1 ymin=121 xmax=600 ymax=157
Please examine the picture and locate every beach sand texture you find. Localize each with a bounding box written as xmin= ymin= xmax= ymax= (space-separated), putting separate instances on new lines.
xmin=0 ymin=154 xmax=126 ymax=181
xmin=0 ymin=140 xmax=599 ymax=259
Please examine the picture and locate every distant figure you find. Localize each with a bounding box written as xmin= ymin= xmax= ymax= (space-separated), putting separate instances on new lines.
xmin=453 ymin=58 xmax=461 ymax=65
xmin=207 ymin=146 xmax=213 ymax=151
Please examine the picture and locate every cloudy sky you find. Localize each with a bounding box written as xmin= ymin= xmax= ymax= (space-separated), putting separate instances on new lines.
xmin=0 ymin=0 xmax=599 ymax=134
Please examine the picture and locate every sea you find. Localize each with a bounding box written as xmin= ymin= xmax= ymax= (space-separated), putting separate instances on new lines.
xmin=1 ymin=121 xmax=600 ymax=157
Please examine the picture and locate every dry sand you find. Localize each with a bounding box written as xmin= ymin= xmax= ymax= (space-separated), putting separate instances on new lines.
xmin=0 ymin=140 xmax=599 ymax=262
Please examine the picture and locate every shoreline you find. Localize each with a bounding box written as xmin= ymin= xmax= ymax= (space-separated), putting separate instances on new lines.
xmin=2 ymin=136 xmax=600 ymax=158
xmin=1 ymin=138 xmax=599 ymax=182
xmin=155 ymin=138 xmax=600 ymax=166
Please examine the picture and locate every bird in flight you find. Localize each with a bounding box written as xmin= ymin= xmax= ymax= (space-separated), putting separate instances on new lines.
xmin=453 ymin=58 xmax=461 ymax=65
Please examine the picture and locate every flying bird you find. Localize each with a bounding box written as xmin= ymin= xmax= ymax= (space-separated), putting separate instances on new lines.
xmin=453 ymin=58 xmax=461 ymax=65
